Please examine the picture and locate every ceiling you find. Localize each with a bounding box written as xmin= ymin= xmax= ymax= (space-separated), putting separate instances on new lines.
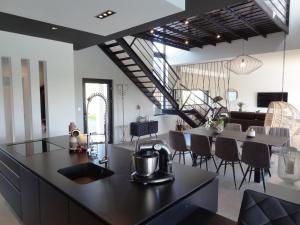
xmin=0 ymin=0 xmax=247 ymax=50
xmin=0 ymin=0 xmax=184 ymax=36
xmin=136 ymin=0 xmax=290 ymax=50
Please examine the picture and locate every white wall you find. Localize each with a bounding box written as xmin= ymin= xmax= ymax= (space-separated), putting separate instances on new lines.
xmin=228 ymin=49 xmax=300 ymax=112
xmin=74 ymin=46 xmax=177 ymax=144
xmin=0 ymin=30 xmax=75 ymax=143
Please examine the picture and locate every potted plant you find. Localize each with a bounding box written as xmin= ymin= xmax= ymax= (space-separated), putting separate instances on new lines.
xmin=237 ymin=102 xmax=244 ymax=112
xmin=209 ymin=117 xmax=225 ymax=134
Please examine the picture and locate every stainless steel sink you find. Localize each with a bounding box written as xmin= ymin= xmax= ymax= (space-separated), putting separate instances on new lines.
xmin=58 ymin=162 xmax=114 ymax=184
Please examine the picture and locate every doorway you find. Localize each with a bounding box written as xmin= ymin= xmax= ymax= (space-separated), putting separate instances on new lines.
xmin=83 ymin=79 xmax=113 ymax=144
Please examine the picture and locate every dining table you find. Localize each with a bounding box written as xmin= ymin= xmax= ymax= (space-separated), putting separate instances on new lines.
xmin=184 ymin=127 xmax=290 ymax=183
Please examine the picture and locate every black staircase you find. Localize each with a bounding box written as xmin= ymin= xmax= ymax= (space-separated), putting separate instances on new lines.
xmin=99 ymin=37 xmax=225 ymax=128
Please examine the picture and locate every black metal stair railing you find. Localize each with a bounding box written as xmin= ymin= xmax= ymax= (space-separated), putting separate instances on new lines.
xmin=125 ymin=37 xmax=180 ymax=108
xmin=101 ymin=37 xmax=226 ymax=127
xmin=176 ymin=84 xmax=225 ymax=124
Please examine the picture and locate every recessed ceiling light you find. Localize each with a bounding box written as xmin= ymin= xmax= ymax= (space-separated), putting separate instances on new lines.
xmin=150 ymin=29 xmax=155 ymax=34
xmin=216 ymin=34 xmax=221 ymax=39
xmin=51 ymin=27 xmax=58 ymax=30
xmin=184 ymin=40 xmax=189 ymax=45
xmin=96 ymin=10 xmax=116 ymax=19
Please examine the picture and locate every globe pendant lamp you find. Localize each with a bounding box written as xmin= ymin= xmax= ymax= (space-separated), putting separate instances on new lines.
xmin=227 ymin=41 xmax=262 ymax=75
xmin=264 ymin=33 xmax=300 ymax=137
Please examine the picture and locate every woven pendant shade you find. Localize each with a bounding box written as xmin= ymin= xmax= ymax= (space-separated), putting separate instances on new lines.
xmin=227 ymin=55 xmax=263 ymax=75
xmin=264 ymin=101 xmax=300 ymax=136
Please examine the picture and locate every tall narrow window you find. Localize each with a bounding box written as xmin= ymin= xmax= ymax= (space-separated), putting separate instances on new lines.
xmin=21 ymin=59 xmax=33 ymax=140
xmin=1 ymin=57 xmax=14 ymax=142
xmin=39 ymin=61 xmax=48 ymax=137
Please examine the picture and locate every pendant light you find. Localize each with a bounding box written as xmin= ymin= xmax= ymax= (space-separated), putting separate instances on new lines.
xmin=226 ymin=40 xmax=263 ymax=75
xmin=264 ymin=33 xmax=300 ymax=136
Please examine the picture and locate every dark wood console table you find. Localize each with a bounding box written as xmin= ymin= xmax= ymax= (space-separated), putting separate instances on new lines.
xmin=130 ymin=120 xmax=158 ymax=141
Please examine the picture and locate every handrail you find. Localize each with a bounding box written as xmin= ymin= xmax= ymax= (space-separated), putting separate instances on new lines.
xmin=129 ymin=37 xmax=180 ymax=90
xmin=134 ymin=38 xmax=179 ymax=88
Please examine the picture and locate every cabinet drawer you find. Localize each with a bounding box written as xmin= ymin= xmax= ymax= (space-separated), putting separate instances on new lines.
xmin=0 ymin=171 xmax=22 ymax=218
xmin=0 ymin=150 xmax=20 ymax=176
xmin=0 ymin=150 xmax=20 ymax=189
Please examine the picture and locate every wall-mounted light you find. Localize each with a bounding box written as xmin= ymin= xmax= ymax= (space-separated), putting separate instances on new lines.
xmin=96 ymin=10 xmax=116 ymax=19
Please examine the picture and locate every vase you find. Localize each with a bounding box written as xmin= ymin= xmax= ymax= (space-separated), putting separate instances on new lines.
xmin=278 ymin=147 xmax=300 ymax=184
xmin=239 ymin=106 xmax=243 ymax=112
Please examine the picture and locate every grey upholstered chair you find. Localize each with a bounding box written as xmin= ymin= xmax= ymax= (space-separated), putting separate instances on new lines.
xmin=239 ymin=141 xmax=270 ymax=192
xmin=190 ymin=134 xmax=217 ymax=170
xmin=225 ymin=123 xmax=242 ymax=132
xmin=269 ymin=127 xmax=290 ymax=147
xmin=247 ymin=126 xmax=267 ymax=135
xmin=177 ymin=189 xmax=300 ymax=225
xmin=169 ymin=130 xmax=192 ymax=165
xmin=215 ymin=137 xmax=244 ymax=189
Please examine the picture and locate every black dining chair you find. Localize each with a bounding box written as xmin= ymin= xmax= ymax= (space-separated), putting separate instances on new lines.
xmin=215 ymin=137 xmax=244 ymax=189
xmin=239 ymin=141 xmax=270 ymax=192
xmin=190 ymin=134 xmax=217 ymax=170
xmin=169 ymin=130 xmax=192 ymax=165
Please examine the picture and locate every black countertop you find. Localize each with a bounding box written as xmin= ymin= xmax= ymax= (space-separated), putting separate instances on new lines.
xmin=0 ymin=136 xmax=216 ymax=225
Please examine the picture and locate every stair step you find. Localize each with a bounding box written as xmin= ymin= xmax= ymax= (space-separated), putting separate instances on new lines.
xmin=106 ymin=43 xmax=120 ymax=48
xmin=113 ymin=50 xmax=125 ymax=54
xmin=127 ymin=69 xmax=142 ymax=73
xmin=119 ymin=57 xmax=132 ymax=61
xmin=123 ymin=63 xmax=137 ymax=67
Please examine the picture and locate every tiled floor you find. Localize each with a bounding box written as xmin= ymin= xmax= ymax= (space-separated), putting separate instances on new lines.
xmin=0 ymin=133 xmax=297 ymax=224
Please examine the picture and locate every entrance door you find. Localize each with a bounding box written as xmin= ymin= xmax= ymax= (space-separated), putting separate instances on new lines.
xmin=83 ymin=79 xmax=113 ymax=143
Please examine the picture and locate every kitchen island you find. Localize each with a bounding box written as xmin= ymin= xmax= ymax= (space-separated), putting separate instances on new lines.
xmin=0 ymin=136 xmax=218 ymax=225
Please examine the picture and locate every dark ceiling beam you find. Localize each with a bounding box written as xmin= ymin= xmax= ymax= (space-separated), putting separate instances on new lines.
xmin=253 ymin=0 xmax=289 ymax=34
xmin=224 ymin=6 xmax=267 ymax=38
xmin=135 ymin=33 xmax=190 ymax=51
xmin=163 ymin=26 xmax=217 ymax=46
xmin=187 ymin=22 xmax=232 ymax=43
xmin=204 ymin=14 xmax=248 ymax=40
xmin=151 ymin=30 xmax=203 ymax=48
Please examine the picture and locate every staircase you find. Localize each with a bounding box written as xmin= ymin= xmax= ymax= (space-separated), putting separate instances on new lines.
xmin=99 ymin=37 xmax=225 ymax=128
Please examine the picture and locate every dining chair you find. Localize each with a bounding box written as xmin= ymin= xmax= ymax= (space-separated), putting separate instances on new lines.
xmin=269 ymin=127 xmax=290 ymax=147
xmin=225 ymin=123 xmax=242 ymax=132
xmin=247 ymin=126 xmax=267 ymax=135
xmin=169 ymin=130 xmax=192 ymax=165
xmin=239 ymin=141 xmax=270 ymax=192
xmin=215 ymin=137 xmax=244 ymax=189
xmin=190 ymin=134 xmax=217 ymax=170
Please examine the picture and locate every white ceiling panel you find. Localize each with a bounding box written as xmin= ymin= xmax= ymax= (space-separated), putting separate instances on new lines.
xmin=0 ymin=0 xmax=185 ymax=36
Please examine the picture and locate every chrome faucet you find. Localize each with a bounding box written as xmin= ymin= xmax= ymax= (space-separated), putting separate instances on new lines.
xmin=86 ymin=92 xmax=109 ymax=164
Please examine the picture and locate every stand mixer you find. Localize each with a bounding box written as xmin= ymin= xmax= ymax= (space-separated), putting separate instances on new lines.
xmin=131 ymin=140 xmax=174 ymax=185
